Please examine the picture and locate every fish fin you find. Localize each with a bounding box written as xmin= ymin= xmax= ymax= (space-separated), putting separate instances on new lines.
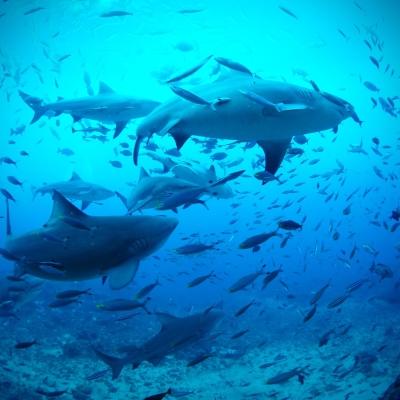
xmin=113 ymin=121 xmax=128 ymax=139
xmin=72 ymin=115 xmax=82 ymax=123
xmin=108 ymin=259 xmax=140 ymax=290
xmin=18 ymin=90 xmax=46 ymax=124
xmin=171 ymin=132 xmax=190 ymax=151
xmin=133 ymin=135 xmax=144 ymax=165
xmin=114 ymin=191 xmax=128 ymax=209
xmin=257 ymin=138 xmax=291 ymax=175
xmin=81 ymin=200 xmax=91 ymax=210
xmin=69 ymin=172 xmax=81 ymax=181
xmin=92 ymin=348 xmax=125 ymax=380
xmin=98 ymin=81 xmax=115 ymax=94
xmin=159 ymin=118 xmax=181 ymax=136
xmin=138 ymin=167 xmax=150 ymax=181
xmin=49 ymin=191 xmax=87 ymax=222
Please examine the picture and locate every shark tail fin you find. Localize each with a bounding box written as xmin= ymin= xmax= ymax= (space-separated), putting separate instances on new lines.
xmin=93 ymin=348 xmax=125 ymax=380
xmin=115 ymin=191 xmax=128 ymax=210
xmin=18 ymin=91 xmax=46 ymax=124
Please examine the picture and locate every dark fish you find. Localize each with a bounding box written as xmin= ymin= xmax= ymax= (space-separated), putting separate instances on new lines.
xmin=235 ymin=300 xmax=256 ymax=317
xmin=231 ymin=329 xmax=249 ymax=339
xmin=15 ymin=340 xmax=37 ymax=349
xmin=56 ymin=289 xmax=92 ymax=299
xmin=143 ymin=388 xmax=172 ymax=400
xmin=7 ymin=176 xmax=23 ymax=186
xmin=0 ymin=188 xmax=16 ymax=202
xmin=135 ymin=279 xmax=160 ymax=299
xmin=319 ymin=329 xmax=334 ymax=346
xmin=278 ymin=220 xmax=302 ymax=230
xmin=109 ymin=160 xmax=122 ymax=168
xmin=97 ymin=298 xmax=148 ymax=312
xmin=175 ymin=243 xmax=214 ymax=255
xmin=187 ymin=352 xmax=214 ymax=367
xmin=262 ymin=268 xmax=282 ymax=290
xmin=0 ymin=156 xmax=17 ymax=166
xmin=327 ymin=294 xmax=350 ymax=309
xmin=187 ymin=271 xmax=215 ymax=288
xmin=239 ymin=231 xmax=278 ymax=249
xmin=303 ymin=304 xmax=317 ymax=323
xmin=24 ymin=7 xmax=45 ymax=16
xmin=86 ymin=369 xmax=109 ymax=381
xmin=346 ymin=279 xmax=368 ymax=293
xmin=100 ymin=11 xmax=133 ymax=17
xmin=369 ymin=56 xmax=380 ymax=69
xmin=49 ymin=298 xmax=80 ymax=308
xmin=310 ymin=282 xmax=330 ymax=305
xmin=278 ymin=6 xmax=298 ymax=19
xmin=229 ymin=267 xmax=265 ymax=293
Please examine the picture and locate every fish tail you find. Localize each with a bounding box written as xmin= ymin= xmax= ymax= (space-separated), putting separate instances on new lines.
xmin=18 ymin=90 xmax=46 ymax=124
xmin=92 ymin=347 xmax=125 ymax=380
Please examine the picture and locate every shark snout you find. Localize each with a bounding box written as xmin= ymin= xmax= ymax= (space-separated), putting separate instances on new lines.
xmin=156 ymin=216 xmax=179 ymax=238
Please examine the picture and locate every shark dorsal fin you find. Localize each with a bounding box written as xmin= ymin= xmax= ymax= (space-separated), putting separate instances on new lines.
xmin=139 ymin=167 xmax=150 ymax=181
xmin=156 ymin=312 xmax=178 ymax=327
xmin=69 ymin=172 xmax=81 ymax=181
xmin=98 ymin=81 xmax=114 ymax=94
xmin=209 ymin=165 xmax=217 ymax=182
xmin=49 ymin=191 xmax=87 ymax=222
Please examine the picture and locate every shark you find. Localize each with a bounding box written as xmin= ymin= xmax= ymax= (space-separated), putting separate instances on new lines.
xmin=35 ymin=172 xmax=116 ymax=210
xmin=133 ymin=73 xmax=359 ymax=173
xmin=3 ymin=191 xmax=178 ymax=290
xmin=171 ymin=164 xmax=234 ymax=199
xmin=19 ymin=82 xmax=161 ymax=138
xmin=127 ymin=167 xmax=198 ymax=212
xmin=94 ymin=310 xmax=222 ymax=379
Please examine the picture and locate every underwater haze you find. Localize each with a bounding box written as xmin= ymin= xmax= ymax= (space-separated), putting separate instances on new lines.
xmin=0 ymin=0 xmax=400 ymax=399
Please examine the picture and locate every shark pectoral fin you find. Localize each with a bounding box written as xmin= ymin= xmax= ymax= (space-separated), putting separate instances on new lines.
xmin=108 ymin=259 xmax=140 ymax=290
xmin=257 ymin=138 xmax=291 ymax=175
xmin=113 ymin=121 xmax=128 ymax=139
xmin=171 ymin=132 xmax=190 ymax=150
xmin=81 ymin=200 xmax=91 ymax=210
xmin=98 ymin=81 xmax=115 ymax=94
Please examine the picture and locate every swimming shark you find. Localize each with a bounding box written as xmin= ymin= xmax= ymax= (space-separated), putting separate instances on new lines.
xmin=35 ymin=172 xmax=116 ymax=210
xmin=133 ymin=73 xmax=359 ymax=173
xmin=127 ymin=167 xmax=198 ymax=212
xmin=19 ymin=82 xmax=161 ymax=138
xmin=94 ymin=310 xmax=222 ymax=379
xmin=171 ymin=164 xmax=234 ymax=199
xmin=3 ymin=191 xmax=178 ymax=290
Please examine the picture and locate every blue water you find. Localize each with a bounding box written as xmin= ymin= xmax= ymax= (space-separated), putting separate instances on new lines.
xmin=0 ymin=1 xmax=399 ymax=399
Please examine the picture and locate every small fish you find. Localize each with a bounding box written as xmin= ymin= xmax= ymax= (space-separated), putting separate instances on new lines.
xmin=187 ymin=271 xmax=215 ymax=288
xmin=109 ymin=160 xmax=122 ymax=168
xmin=15 ymin=340 xmax=37 ymax=349
xmin=278 ymin=6 xmax=298 ymax=20
xmin=49 ymin=298 xmax=80 ymax=308
xmin=215 ymin=56 xmax=253 ymax=75
xmin=7 ymin=176 xmax=23 ymax=186
xmin=369 ymin=56 xmax=380 ymax=69
xmin=165 ymin=55 xmax=213 ymax=83
xmin=0 ymin=156 xmax=17 ymax=166
xmin=310 ymin=282 xmax=330 ymax=305
xmin=231 ymin=329 xmax=249 ymax=339
xmin=0 ymin=188 xmax=16 ymax=202
xmin=100 ymin=11 xmax=133 ymax=17
xmin=56 ymin=289 xmax=92 ymax=299
xmin=346 ymin=279 xmax=368 ymax=293
xmin=24 ymin=7 xmax=45 ymax=16
xmin=327 ymin=294 xmax=350 ymax=308
xmin=278 ymin=220 xmax=302 ymax=230
xmin=187 ymin=353 xmax=214 ymax=367
xmin=235 ymin=300 xmax=256 ymax=317
xmin=303 ymin=304 xmax=317 ymax=323
xmin=170 ymin=85 xmax=211 ymax=107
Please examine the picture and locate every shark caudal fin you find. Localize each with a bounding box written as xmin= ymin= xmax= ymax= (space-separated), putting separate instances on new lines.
xmin=18 ymin=91 xmax=46 ymax=124
xmin=93 ymin=348 xmax=125 ymax=380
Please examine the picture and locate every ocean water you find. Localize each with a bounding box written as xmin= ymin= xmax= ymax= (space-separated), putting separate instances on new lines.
xmin=0 ymin=0 xmax=399 ymax=399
